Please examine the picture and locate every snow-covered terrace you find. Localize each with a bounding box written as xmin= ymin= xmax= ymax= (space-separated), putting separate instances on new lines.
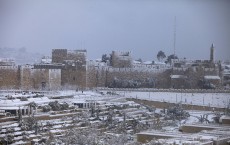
xmin=0 ymin=97 xmax=50 ymax=107
xmin=204 ymin=75 xmax=221 ymax=80
xmin=137 ymin=130 xmax=229 ymax=144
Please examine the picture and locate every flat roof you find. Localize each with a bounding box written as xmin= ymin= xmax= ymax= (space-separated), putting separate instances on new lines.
xmin=204 ymin=75 xmax=220 ymax=80
xmin=170 ymin=75 xmax=187 ymax=79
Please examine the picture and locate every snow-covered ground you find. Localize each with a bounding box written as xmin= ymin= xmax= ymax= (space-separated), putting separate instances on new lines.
xmin=47 ymin=90 xmax=122 ymax=104
xmin=1 ymin=90 xmax=229 ymax=145
xmin=114 ymin=91 xmax=230 ymax=108
xmin=1 ymin=90 xmax=229 ymax=108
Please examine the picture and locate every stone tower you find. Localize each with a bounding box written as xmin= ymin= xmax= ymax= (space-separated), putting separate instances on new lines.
xmin=52 ymin=49 xmax=67 ymax=63
xmin=210 ymin=43 xmax=214 ymax=63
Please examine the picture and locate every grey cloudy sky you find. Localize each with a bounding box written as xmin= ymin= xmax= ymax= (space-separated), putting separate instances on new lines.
xmin=0 ymin=0 xmax=230 ymax=61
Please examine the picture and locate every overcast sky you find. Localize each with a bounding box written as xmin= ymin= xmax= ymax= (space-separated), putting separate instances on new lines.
xmin=0 ymin=0 xmax=229 ymax=61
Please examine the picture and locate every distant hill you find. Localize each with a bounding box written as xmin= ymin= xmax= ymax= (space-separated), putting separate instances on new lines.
xmin=0 ymin=47 xmax=43 ymax=65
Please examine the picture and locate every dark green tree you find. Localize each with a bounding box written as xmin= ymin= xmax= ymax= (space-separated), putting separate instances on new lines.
xmin=166 ymin=54 xmax=178 ymax=64
xmin=157 ymin=51 xmax=166 ymax=62
xmin=102 ymin=54 xmax=110 ymax=63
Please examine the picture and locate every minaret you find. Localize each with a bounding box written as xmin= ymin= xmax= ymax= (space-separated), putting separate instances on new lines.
xmin=173 ymin=16 xmax=177 ymax=57
xmin=210 ymin=43 xmax=214 ymax=63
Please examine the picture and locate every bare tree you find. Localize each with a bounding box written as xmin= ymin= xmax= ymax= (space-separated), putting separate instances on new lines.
xmin=225 ymin=100 xmax=230 ymax=116
xmin=21 ymin=114 xmax=40 ymax=133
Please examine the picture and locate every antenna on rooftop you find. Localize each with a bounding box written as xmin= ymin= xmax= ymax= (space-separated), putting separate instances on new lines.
xmin=80 ymin=40 xmax=83 ymax=49
xmin=173 ymin=16 xmax=177 ymax=57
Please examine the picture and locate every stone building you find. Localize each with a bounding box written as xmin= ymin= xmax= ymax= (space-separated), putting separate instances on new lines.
xmin=1 ymin=49 xmax=87 ymax=90
xmin=61 ymin=61 xmax=86 ymax=89
xmin=203 ymin=75 xmax=221 ymax=89
xmin=110 ymin=51 xmax=132 ymax=68
xmin=32 ymin=64 xmax=62 ymax=90
xmin=59 ymin=50 xmax=87 ymax=89
xmin=67 ymin=50 xmax=86 ymax=64
xmin=0 ymin=58 xmax=15 ymax=66
xmin=51 ymin=49 xmax=87 ymax=89
xmin=0 ymin=97 xmax=50 ymax=116
xmin=52 ymin=49 xmax=86 ymax=65
xmin=169 ymin=44 xmax=221 ymax=89
xmin=170 ymin=60 xmax=220 ymax=89
xmin=19 ymin=64 xmax=62 ymax=90
xmin=20 ymin=65 xmax=34 ymax=90
xmin=222 ymin=63 xmax=230 ymax=88
xmin=170 ymin=75 xmax=187 ymax=89
xmin=52 ymin=49 xmax=68 ymax=63
xmin=0 ymin=47 xmax=226 ymax=90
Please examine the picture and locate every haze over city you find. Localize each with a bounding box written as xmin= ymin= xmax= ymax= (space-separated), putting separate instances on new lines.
xmin=0 ymin=0 xmax=230 ymax=61
xmin=1 ymin=1 xmax=230 ymax=144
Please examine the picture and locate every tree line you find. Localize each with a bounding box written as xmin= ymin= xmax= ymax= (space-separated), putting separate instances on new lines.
xmin=101 ymin=50 xmax=178 ymax=65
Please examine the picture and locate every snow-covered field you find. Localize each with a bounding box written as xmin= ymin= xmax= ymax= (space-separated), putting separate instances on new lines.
xmin=47 ymin=90 xmax=122 ymax=102
xmin=1 ymin=90 xmax=229 ymax=108
xmin=114 ymin=91 xmax=230 ymax=108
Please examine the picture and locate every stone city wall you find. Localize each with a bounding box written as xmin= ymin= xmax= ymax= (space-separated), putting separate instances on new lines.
xmin=61 ymin=68 xmax=86 ymax=89
xmin=86 ymin=66 xmax=170 ymax=88
xmin=0 ymin=66 xmax=19 ymax=89
xmin=52 ymin=49 xmax=67 ymax=63
xmin=20 ymin=65 xmax=33 ymax=90
xmin=48 ymin=69 xmax=62 ymax=90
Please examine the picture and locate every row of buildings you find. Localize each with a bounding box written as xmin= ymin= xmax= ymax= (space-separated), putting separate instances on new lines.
xmin=170 ymin=44 xmax=230 ymax=89
xmin=0 ymin=45 xmax=229 ymax=90
xmin=0 ymin=49 xmax=87 ymax=90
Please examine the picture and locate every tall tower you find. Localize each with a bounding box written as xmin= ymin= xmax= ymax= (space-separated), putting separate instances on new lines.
xmin=173 ymin=16 xmax=177 ymax=57
xmin=52 ymin=49 xmax=67 ymax=63
xmin=210 ymin=43 xmax=214 ymax=63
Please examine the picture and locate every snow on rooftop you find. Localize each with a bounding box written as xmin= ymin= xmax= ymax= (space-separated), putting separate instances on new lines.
xmin=143 ymin=61 xmax=153 ymax=65
xmin=72 ymin=99 xmax=88 ymax=103
xmin=27 ymin=97 xmax=50 ymax=105
xmin=0 ymin=97 xmax=50 ymax=108
xmin=204 ymin=75 xmax=220 ymax=80
xmin=170 ymin=75 xmax=187 ymax=79
xmin=224 ymin=65 xmax=230 ymax=69
xmin=133 ymin=60 xmax=141 ymax=64
xmin=95 ymin=58 xmax=102 ymax=62
xmin=154 ymin=61 xmax=166 ymax=65
xmin=11 ymin=140 xmax=28 ymax=145
xmin=0 ymin=99 xmax=28 ymax=107
xmin=0 ymin=106 xmax=27 ymax=110
xmin=41 ymin=58 xmax=52 ymax=64
xmin=11 ymin=93 xmax=37 ymax=98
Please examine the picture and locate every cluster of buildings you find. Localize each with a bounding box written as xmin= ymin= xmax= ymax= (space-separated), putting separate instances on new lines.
xmin=0 ymin=49 xmax=87 ymax=90
xmin=170 ymin=44 xmax=229 ymax=89
xmin=0 ymin=44 xmax=229 ymax=90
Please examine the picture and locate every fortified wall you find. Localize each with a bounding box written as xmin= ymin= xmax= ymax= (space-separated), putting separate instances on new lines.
xmin=86 ymin=64 xmax=171 ymax=89
xmin=0 ymin=65 xmax=19 ymax=89
xmin=0 ymin=46 xmax=223 ymax=90
xmin=20 ymin=64 xmax=62 ymax=90
xmin=60 ymin=49 xmax=87 ymax=89
xmin=20 ymin=65 xmax=33 ymax=90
